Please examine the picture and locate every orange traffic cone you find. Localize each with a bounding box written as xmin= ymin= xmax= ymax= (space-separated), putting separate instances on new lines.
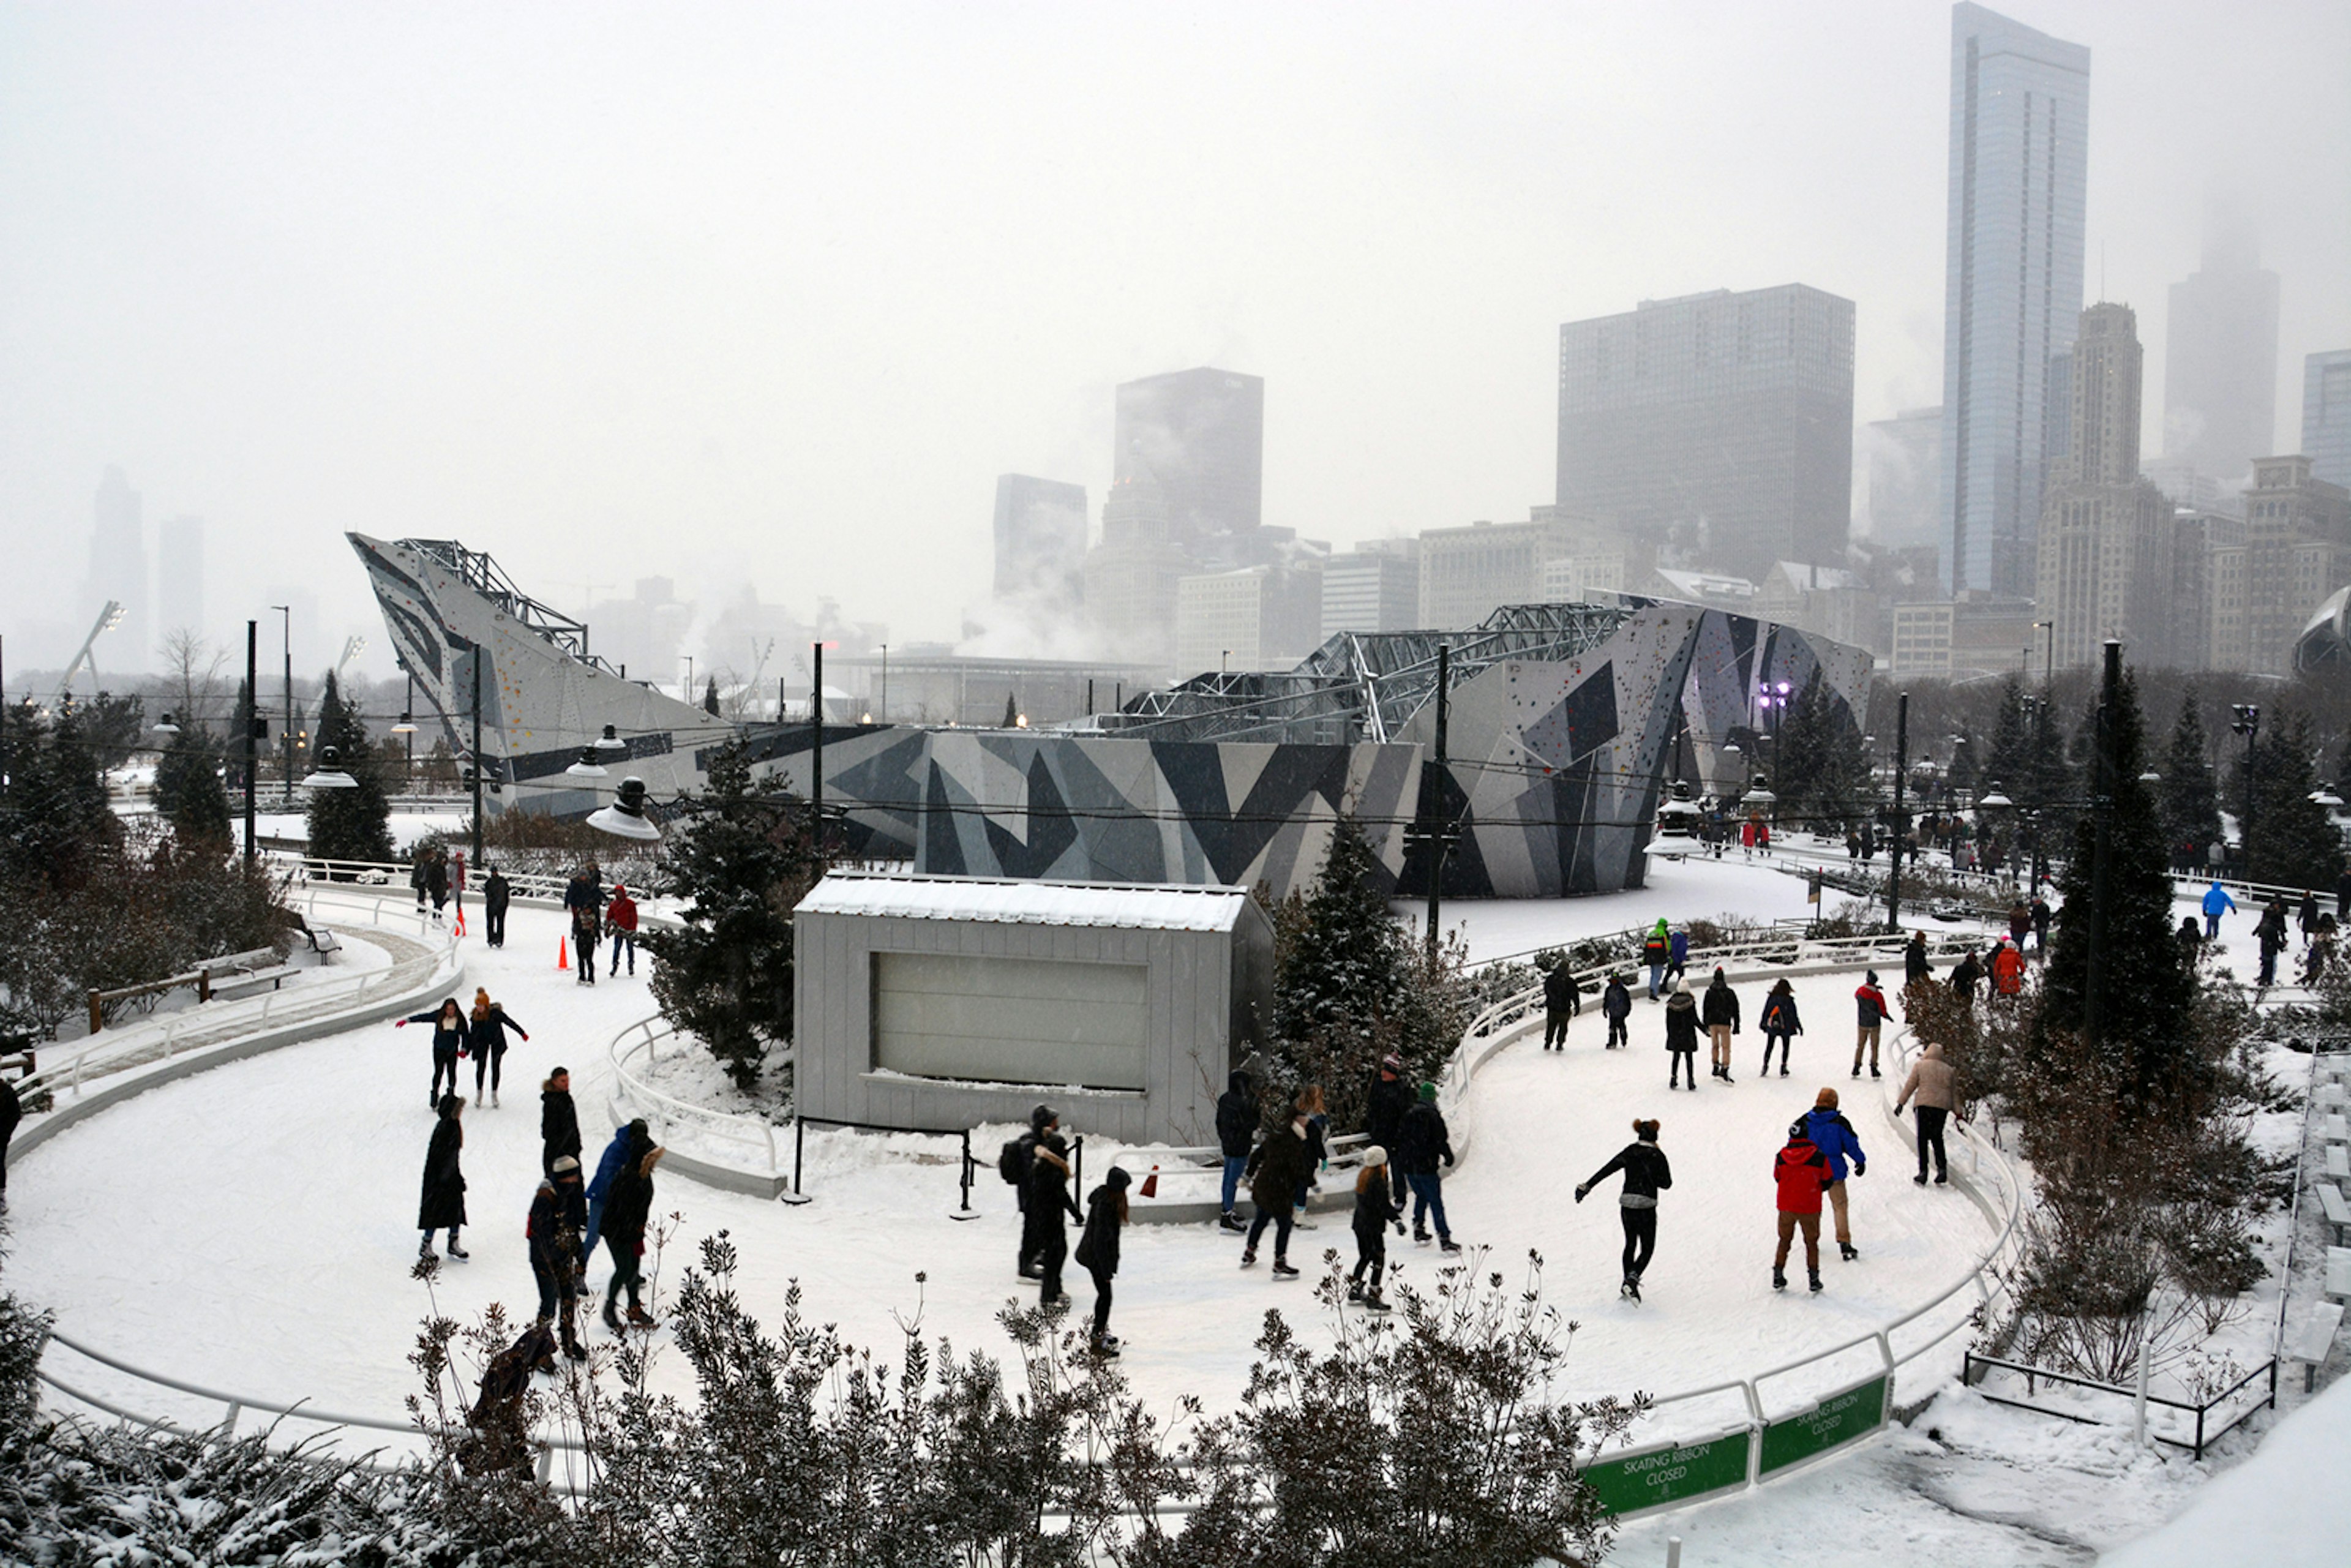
xmin=557 ymin=937 xmax=569 ymax=970
xmin=454 ymin=906 xmax=467 ymax=936
xmin=1139 ymin=1165 xmax=1159 ymax=1199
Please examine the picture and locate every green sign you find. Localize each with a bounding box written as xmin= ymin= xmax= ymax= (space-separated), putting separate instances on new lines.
xmin=1581 ymin=1430 xmax=1752 ymax=1517
xmin=1758 ymin=1375 xmax=1888 ymax=1477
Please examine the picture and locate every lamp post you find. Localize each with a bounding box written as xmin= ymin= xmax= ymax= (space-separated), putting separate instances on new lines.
xmin=1886 ymin=692 xmax=1909 ymax=932
xmin=271 ymin=606 xmax=293 ymax=806
xmin=2230 ymin=703 xmax=2261 ymax=876
xmin=2035 ymin=619 xmax=2054 ymax=688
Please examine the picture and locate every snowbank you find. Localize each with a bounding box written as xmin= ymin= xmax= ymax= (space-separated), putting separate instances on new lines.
xmin=2096 ymin=1372 xmax=2351 ymax=1566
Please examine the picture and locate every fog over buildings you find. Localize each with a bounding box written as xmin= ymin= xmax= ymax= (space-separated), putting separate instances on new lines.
xmin=2 ymin=2 xmax=2347 ymax=694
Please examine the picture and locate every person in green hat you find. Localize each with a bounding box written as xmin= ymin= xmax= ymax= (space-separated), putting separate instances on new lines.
xmin=1642 ymin=919 xmax=1671 ymax=1000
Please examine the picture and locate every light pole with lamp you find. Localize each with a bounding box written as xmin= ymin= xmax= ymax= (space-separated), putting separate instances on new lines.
xmin=2230 ymin=704 xmax=2261 ymax=876
xmin=271 ymin=606 xmax=293 ymax=806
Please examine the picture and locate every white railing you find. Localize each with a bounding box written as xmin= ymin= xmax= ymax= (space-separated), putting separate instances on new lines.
xmin=608 ymin=1016 xmax=787 ymax=1176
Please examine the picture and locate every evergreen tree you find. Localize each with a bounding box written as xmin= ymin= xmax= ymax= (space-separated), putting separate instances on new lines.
xmin=304 ymin=670 xmax=395 ymax=865
xmin=1271 ymin=815 xmax=1408 ymax=1046
xmin=703 ymin=676 xmax=721 ymax=716
xmin=0 ymin=700 xmax=122 ymax=892
xmin=1983 ymin=677 xmax=2031 ymax=796
xmin=2158 ymin=682 xmax=2222 ymax=869
xmin=643 ymin=738 xmax=816 ymax=1090
xmin=2023 ymin=687 xmax=2078 ymax=841
xmin=2039 ymin=670 xmax=2195 ymax=1106
xmin=153 ymin=727 xmax=231 ymax=846
xmin=2238 ymin=712 xmax=2344 ymax=890
xmin=1769 ymin=668 xmax=1873 ymax=830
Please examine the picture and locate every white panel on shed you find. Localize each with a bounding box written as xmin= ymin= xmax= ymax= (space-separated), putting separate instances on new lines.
xmin=873 ymin=952 xmax=1149 ymax=1090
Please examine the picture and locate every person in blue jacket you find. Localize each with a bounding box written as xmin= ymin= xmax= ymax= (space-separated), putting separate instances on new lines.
xmin=1801 ymin=1086 xmax=1867 ymax=1261
xmin=2202 ymin=881 xmax=2237 ymax=940
xmin=582 ymin=1118 xmax=650 ymax=1262
xmin=1667 ymin=926 xmax=1692 ymax=987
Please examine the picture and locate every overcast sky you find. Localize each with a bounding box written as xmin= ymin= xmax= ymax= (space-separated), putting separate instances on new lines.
xmin=2 ymin=1 xmax=2345 ymax=680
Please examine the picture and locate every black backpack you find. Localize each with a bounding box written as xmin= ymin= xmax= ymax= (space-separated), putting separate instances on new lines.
xmin=998 ymin=1136 xmax=1031 ymax=1186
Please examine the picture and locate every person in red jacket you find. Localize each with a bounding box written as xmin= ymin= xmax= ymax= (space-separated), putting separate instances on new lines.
xmin=1989 ymin=938 xmax=2025 ymax=1000
xmin=1852 ymin=972 xmax=1895 ymax=1079
xmin=606 ymin=885 xmax=640 ymax=977
xmin=1772 ymin=1121 xmax=1831 ymax=1293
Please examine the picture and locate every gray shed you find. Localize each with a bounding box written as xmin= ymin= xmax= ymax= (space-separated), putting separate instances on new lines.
xmin=792 ymin=872 xmax=1275 ymax=1145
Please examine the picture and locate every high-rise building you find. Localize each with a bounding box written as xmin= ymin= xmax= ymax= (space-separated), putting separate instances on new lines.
xmin=1865 ymin=407 xmax=1943 ymax=552
xmin=1940 ymin=3 xmax=2091 ymax=598
xmin=2162 ymin=217 xmax=2278 ymax=487
xmin=2207 ymin=455 xmax=2351 ymax=675
xmin=1320 ymin=539 xmax=1420 ymax=637
xmin=2304 ymin=350 xmax=2351 ymax=491
xmin=1417 ymin=516 xmax=1576 ymax=629
xmin=1173 ymin=565 xmax=1322 ymax=676
xmin=88 ymin=465 xmax=148 ymax=674
xmin=156 ymin=516 xmax=204 ymax=648
xmin=1555 ymin=283 xmax=1854 ymax=580
xmin=1112 ymin=368 xmax=1264 ymax=553
xmin=991 ymin=474 xmax=1089 ymax=613
xmin=2034 ymin=304 xmax=2175 ymax=669
xmin=1082 ymin=476 xmax=1190 ymax=665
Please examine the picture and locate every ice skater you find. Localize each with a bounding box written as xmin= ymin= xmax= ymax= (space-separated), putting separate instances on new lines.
xmin=1758 ymin=978 xmax=1801 ymax=1076
xmin=1643 ymin=921 xmax=1670 ymax=999
xmin=467 ymin=989 xmax=528 ymax=1106
xmin=1575 ymin=1117 xmax=1671 ymax=1302
xmin=1601 ymin=973 xmax=1632 ymax=1048
xmin=607 ymin=883 xmax=640 ymax=976
xmin=1348 ymin=1146 xmax=1404 ymax=1310
xmin=1893 ymin=1043 xmax=1957 ymax=1185
xmin=1701 ymin=967 xmax=1740 ymax=1082
xmin=1241 ymin=1106 xmax=1314 ymax=1277
xmin=1394 ymin=1083 xmax=1460 ymax=1254
xmin=1772 ymin=1119 xmax=1830 ymax=1293
xmin=1802 ymin=1087 xmax=1867 ymax=1260
xmin=1024 ymin=1126 xmax=1083 ymax=1305
xmin=599 ymin=1130 xmax=664 ymax=1333
xmin=1542 ymin=959 xmax=1581 ymax=1049
xmin=540 ymin=1067 xmax=582 ymax=1179
xmin=1073 ymin=1165 xmax=1130 ymax=1354
xmin=397 ymin=999 xmax=470 ymax=1108
xmin=1663 ymin=978 xmax=1701 ymax=1089
xmin=528 ymin=1158 xmax=588 ymax=1360
xmin=1852 ymin=972 xmax=1894 ymax=1079
xmin=418 ymin=1092 xmax=468 ymax=1259
xmin=482 ymin=863 xmax=511 ymax=948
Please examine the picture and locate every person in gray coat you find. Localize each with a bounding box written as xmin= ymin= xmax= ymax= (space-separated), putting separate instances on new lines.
xmin=1892 ymin=1042 xmax=1959 ymax=1185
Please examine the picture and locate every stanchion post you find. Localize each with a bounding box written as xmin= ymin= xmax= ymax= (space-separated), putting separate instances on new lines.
xmin=794 ymin=1118 xmax=805 ymax=1197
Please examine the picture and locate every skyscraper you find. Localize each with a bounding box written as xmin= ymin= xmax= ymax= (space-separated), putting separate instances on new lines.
xmin=1112 ymin=369 xmax=1264 ymax=553
xmin=88 ymin=465 xmax=148 ymax=674
xmin=2033 ymin=304 xmax=2173 ymax=669
xmin=156 ymin=516 xmax=204 ymax=645
xmin=1555 ymin=284 xmax=1854 ymax=580
xmin=991 ymin=474 xmax=1089 ymax=613
xmin=1865 ymin=407 xmax=1944 ymax=553
xmin=2304 ymin=350 xmax=2351 ymax=491
xmin=1940 ymin=3 xmax=2091 ymax=598
xmin=2163 ymin=213 xmax=2279 ymax=485
xmin=2207 ymin=456 xmax=2351 ymax=675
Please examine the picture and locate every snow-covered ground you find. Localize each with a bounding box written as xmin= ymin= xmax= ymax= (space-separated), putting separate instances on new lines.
xmin=5 ymin=857 xmax=2340 ymax=1566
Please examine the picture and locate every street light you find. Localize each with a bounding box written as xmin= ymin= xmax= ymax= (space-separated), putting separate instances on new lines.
xmin=565 ymin=746 xmax=609 ymax=779
xmin=151 ymin=712 xmax=179 ymax=737
xmin=302 ymin=745 xmax=358 ymax=789
xmin=2230 ymin=703 xmax=2261 ymax=872
xmin=594 ymin=722 xmax=627 ymax=753
xmin=588 ymin=775 xmax=662 ymax=841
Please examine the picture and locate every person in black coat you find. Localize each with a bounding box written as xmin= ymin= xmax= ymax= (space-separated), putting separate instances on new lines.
xmin=1016 ymin=1103 xmax=1060 ymax=1277
xmin=1662 ymin=981 xmax=1701 ymax=1090
xmin=0 ymin=1073 xmax=21 ymax=1202
xmin=1022 ymin=1130 xmax=1082 ymax=1307
xmin=1072 ymin=1165 xmax=1131 ymax=1354
xmin=540 ymin=1068 xmax=582 ymax=1178
xmin=1904 ymin=931 xmax=1934 ymax=985
xmin=1393 ymin=1086 xmax=1458 ymax=1252
xmin=468 ymin=994 xmax=529 ymax=1106
xmin=1601 ymin=975 xmax=1633 ymax=1049
xmin=1757 ymin=979 xmax=1802 ymax=1076
xmin=399 ymin=999 xmax=470 ymax=1108
xmin=1347 ymin=1146 xmax=1404 ymax=1309
xmin=528 ymin=1160 xmax=588 ymax=1360
xmin=418 ymin=1093 xmax=468 ymax=1259
xmin=1700 ymin=968 xmax=1741 ymax=1082
xmin=1365 ymin=1054 xmax=1413 ymax=1202
xmin=1576 ymin=1118 xmax=1672 ymax=1300
xmin=1542 ymin=962 xmax=1581 ymax=1049
xmin=599 ymin=1138 xmax=666 ymax=1333
xmin=1949 ymin=949 xmax=1985 ymax=1006
xmin=424 ymin=848 xmax=449 ymax=921
xmin=1242 ymin=1111 xmax=1315 ymax=1275
xmin=482 ymin=866 xmax=512 ymax=948
xmin=1215 ymin=1073 xmax=1254 ymax=1231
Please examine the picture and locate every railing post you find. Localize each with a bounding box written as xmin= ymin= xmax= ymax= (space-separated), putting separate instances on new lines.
xmin=220 ymin=1400 xmax=241 ymax=1436
xmin=959 ymin=1129 xmax=974 ymax=1215
xmin=793 ymin=1117 xmax=805 ymax=1197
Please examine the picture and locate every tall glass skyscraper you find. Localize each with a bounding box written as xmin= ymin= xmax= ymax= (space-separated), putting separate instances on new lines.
xmin=1939 ymin=3 xmax=2090 ymax=598
xmin=2304 ymin=350 xmax=2351 ymax=492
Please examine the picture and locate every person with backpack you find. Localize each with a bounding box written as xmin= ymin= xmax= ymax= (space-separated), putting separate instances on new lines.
xmin=582 ymin=1118 xmax=647 ymax=1259
xmin=1852 ymin=972 xmax=1895 ymax=1079
xmin=1575 ymin=1117 xmax=1671 ymax=1302
xmin=418 ymin=1092 xmax=468 ymax=1259
xmin=424 ymin=847 xmax=449 ymax=923
xmin=482 ymin=864 xmax=511 ymax=949
xmin=528 ymin=1158 xmax=588 ymax=1361
xmin=1642 ymin=920 xmax=1670 ymax=1000
xmin=1072 ymin=1165 xmax=1131 ymax=1355
xmin=1393 ymin=1084 xmax=1460 ymax=1254
xmin=540 ymin=1067 xmax=582 ymax=1179
xmin=398 ymin=999 xmax=471 ymax=1109
xmin=1772 ymin=1120 xmax=1831 ymax=1292
xmin=1024 ymin=1128 xmax=1082 ymax=1307
xmin=1364 ymin=1054 xmax=1412 ymax=1205
xmin=599 ymin=1134 xmax=666 ymax=1332
xmin=1700 ymin=967 xmax=1741 ymax=1082
xmin=1663 ymin=977 xmax=1701 ymax=1090
xmin=1601 ymin=974 xmax=1632 ymax=1048
xmin=607 ymin=884 xmax=640 ymax=977
xmin=467 ymin=991 xmax=528 ymax=1107
xmin=1758 ymin=978 xmax=1801 ymax=1076
xmin=1347 ymin=1146 xmax=1404 ymax=1310
xmin=1007 ymin=1104 xmax=1060 ymax=1277
xmin=1893 ymin=1043 xmax=1957 ymax=1186
xmin=1542 ymin=959 xmax=1581 ymax=1049
xmin=1802 ymin=1087 xmax=1867 ymax=1261
xmin=1215 ymin=1071 xmax=1256 ymax=1232
xmin=1240 ymin=1108 xmax=1314 ymax=1277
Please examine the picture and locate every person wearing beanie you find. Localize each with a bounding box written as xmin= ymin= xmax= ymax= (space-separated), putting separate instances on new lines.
xmin=1602 ymin=973 xmax=1633 ymax=1048
xmin=1662 ymin=978 xmax=1701 ymax=1090
xmin=397 ymin=999 xmax=470 ymax=1109
xmin=1701 ymin=967 xmax=1741 ymax=1083
xmin=1853 ymin=972 xmax=1894 ymax=1079
xmin=1015 ymin=1105 xmax=1061 ymax=1278
xmin=599 ymin=1134 xmax=667 ymax=1334
xmin=1772 ymin=1119 xmax=1831 ymax=1292
xmin=1240 ymin=1108 xmax=1314 ymax=1277
xmin=1365 ymin=1055 xmax=1413 ymax=1204
xmin=1073 ymin=1165 xmax=1131 ymax=1354
xmin=1802 ymin=1087 xmax=1867 ymax=1261
xmin=417 ymin=1092 xmax=468 ymax=1260
xmin=468 ymin=992 xmax=529 ymax=1108
xmin=1575 ymin=1118 xmax=1671 ymax=1301
xmin=1392 ymin=1082 xmax=1459 ymax=1253
xmin=606 ymin=883 xmax=640 ymax=977
xmin=1542 ymin=958 xmax=1581 ymax=1049
xmin=1024 ymin=1127 xmax=1083 ymax=1307
xmin=1348 ymin=1146 xmax=1404 ymax=1309
xmin=528 ymin=1162 xmax=588 ymax=1360
xmin=541 ymin=1068 xmax=582 ymax=1179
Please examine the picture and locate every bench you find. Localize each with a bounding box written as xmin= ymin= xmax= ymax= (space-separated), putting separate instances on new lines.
xmin=2329 ymin=1146 xmax=2351 ymax=1183
xmin=2319 ymin=1079 xmax=2348 ymax=1108
xmin=2329 ymin=1247 xmax=2351 ymax=1303
xmin=2319 ymin=1183 xmax=2351 ymax=1244
xmin=2325 ymin=1114 xmax=2349 ymax=1143
xmin=2289 ymin=1301 xmax=2345 ymax=1393
xmin=206 ymin=963 xmax=302 ymax=1000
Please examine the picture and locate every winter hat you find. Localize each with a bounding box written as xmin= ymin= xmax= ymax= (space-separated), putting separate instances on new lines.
xmin=1380 ymin=1053 xmax=1403 ymax=1073
xmin=1815 ymin=1087 xmax=1839 ymax=1108
xmin=552 ymin=1155 xmax=580 ymax=1175
xmin=1030 ymin=1103 xmax=1060 ymax=1131
xmin=1105 ymin=1165 xmax=1132 ymax=1190
xmin=1674 ymin=977 xmax=1692 ymax=994
xmin=1418 ymin=1081 xmax=1438 ymax=1101
xmin=437 ymin=1092 xmax=462 ymax=1117
xmin=1865 ymin=969 xmax=1879 ymax=985
xmin=1362 ymin=1145 xmax=1389 ymax=1168
xmin=1632 ymin=1119 xmax=1660 ymax=1141
xmin=1788 ymin=1119 xmax=1811 ymax=1141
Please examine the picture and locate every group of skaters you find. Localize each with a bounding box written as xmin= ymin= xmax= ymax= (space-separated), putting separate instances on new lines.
xmin=561 ymin=866 xmax=640 ymax=985
xmin=2204 ymin=883 xmax=2346 ymax=988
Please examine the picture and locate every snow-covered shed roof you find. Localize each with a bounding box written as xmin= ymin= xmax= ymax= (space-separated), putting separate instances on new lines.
xmin=796 ymin=872 xmax=1253 ymax=932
